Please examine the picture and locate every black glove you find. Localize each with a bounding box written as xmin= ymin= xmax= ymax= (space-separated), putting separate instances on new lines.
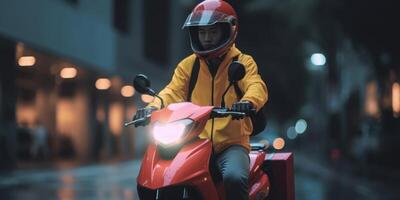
xmin=231 ymin=101 xmax=253 ymax=120
xmin=133 ymin=106 xmax=157 ymax=127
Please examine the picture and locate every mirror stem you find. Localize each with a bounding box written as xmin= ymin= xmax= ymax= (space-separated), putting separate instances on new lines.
xmin=146 ymin=88 xmax=164 ymax=109
xmin=221 ymin=82 xmax=234 ymax=108
xmin=155 ymin=94 xmax=165 ymax=109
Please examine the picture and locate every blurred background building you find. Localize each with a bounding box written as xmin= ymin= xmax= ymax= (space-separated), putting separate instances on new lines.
xmin=0 ymin=0 xmax=185 ymax=168
xmin=0 ymin=0 xmax=399 ymax=185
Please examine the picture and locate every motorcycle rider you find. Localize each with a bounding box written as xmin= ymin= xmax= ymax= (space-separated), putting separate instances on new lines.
xmin=134 ymin=1 xmax=268 ymax=199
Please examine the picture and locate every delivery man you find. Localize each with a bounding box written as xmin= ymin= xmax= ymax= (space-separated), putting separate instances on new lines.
xmin=134 ymin=1 xmax=268 ymax=199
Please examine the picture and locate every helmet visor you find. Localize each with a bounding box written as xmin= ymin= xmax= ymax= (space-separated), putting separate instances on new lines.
xmin=182 ymin=10 xmax=234 ymax=29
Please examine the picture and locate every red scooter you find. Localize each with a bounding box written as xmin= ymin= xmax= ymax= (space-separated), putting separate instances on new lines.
xmin=127 ymin=66 xmax=294 ymax=200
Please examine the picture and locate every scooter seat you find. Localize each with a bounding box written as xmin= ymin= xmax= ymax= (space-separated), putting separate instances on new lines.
xmin=250 ymin=143 xmax=266 ymax=151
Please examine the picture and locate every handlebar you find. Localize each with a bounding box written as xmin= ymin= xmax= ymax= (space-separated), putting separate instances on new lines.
xmin=125 ymin=107 xmax=255 ymax=127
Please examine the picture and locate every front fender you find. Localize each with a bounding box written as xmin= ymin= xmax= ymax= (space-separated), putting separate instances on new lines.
xmin=137 ymin=139 xmax=213 ymax=189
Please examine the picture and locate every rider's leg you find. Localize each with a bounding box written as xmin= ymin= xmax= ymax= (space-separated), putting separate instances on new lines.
xmin=216 ymin=145 xmax=250 ymax=200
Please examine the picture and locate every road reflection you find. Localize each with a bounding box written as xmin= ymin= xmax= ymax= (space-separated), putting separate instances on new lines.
xmin=0 ymin=160 xmax=141 ymax=200
xmin=1 ymin=154 xmax=399 ymax=200
xmin=58 ymin=174 xmax=75 ymax=200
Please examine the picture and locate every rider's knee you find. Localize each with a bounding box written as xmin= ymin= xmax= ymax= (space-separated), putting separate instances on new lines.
xmin=223 ymin=171 xmax=247 ymax=187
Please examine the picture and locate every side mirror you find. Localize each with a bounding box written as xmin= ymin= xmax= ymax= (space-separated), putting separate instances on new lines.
xmin=133 ymin=74 xmax=155 ymax=96
xmin=228 ymin=61 xmax=246 ymax=83
xmin=133 ymin=74 xmax=164 ymax=108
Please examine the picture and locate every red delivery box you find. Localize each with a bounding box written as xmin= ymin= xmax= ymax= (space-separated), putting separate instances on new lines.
xmin=263 ymin=153 xmax=295 ymax=200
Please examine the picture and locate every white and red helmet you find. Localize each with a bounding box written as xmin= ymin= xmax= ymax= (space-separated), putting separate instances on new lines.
xmin=182 ymin=0 xmax=238 ymax=59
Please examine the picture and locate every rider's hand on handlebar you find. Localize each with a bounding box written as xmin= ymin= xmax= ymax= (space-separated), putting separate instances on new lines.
xmin=133 ymin=106 xmax=158 ymax=127
xmin=231 ymin=101 xmax=253 ymax=120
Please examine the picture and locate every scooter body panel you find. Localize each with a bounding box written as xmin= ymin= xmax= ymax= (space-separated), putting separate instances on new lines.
xmin=137 ymin=139 xmax=220 ymax=199
xmin=249 ymin=151 xmax=270 ymax=200
xmin=136 ymin=102 xmax=282 ymax=200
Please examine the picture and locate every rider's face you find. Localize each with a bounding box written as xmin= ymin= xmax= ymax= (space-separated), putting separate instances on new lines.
xmin=198 ymin=24 xmax=223 ymax=50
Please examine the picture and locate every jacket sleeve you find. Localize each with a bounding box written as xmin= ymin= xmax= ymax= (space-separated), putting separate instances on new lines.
xmin=238 ymin=55 xmax=268 ymax=111
xmin=146 ymin=61 xmax=190 ymax=109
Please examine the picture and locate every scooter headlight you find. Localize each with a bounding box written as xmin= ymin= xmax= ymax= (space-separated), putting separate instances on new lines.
xmin=152 ymin=119 xmax=194 ymax=146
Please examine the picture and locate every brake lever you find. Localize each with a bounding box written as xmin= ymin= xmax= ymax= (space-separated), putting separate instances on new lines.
xmin=124 ymin=114 xmax=151 ymax=127
xmin=229 ymin=111 xmax=246 ymax=119
xmin=211 ymin=108 xmax=246 ymax=118
xmin=124 ymin=118 xmax=145 ymax=127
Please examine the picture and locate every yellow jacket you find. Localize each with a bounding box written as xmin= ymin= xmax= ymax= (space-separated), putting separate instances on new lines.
xmin=148 ymin=46 xmax=268 ymax=153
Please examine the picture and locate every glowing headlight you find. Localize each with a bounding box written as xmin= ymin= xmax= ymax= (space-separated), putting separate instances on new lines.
xmin=152 ymin=119 xmax=193 ymax=145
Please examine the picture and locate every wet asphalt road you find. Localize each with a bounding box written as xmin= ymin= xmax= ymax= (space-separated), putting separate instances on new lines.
xmin=1 ymin=154 xmax=399 ymax=200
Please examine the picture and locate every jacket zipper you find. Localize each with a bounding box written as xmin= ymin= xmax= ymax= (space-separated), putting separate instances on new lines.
xmin=211 ymin=77 xmax=215 ymax=105
xmin=211 ymin=76 xmax=215 ymax=150
xmin=207 ymin=58 xmax=218 ymax=152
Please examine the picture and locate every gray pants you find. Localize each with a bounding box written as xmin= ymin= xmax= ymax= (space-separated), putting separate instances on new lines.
xmin=215 ymin=145 xmax=250 ymax=200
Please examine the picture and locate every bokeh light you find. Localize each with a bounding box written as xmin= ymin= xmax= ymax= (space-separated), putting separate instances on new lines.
xmin=311 ymin=53 xmax=326 ymax=66
xmin=273 ymin=137 xmax=285 ymax=150
xmin=121 ymin=85 xmax=135 ymax=97
xmin=60 ymin=67 xmax=77 ymax=79
xmin=141 ymin=94 xmax=155 ymax=103
xmin=287 ymin=126 xmax=297 ymax=139
xmin=18 ymin=56 xmax=36 ymax=67
xmin=259 ymin=139 xmax=270 ymax=149
xmin=295 ymin=119 xmax=308 ymax=134
xmin=393 ymin=82 xmax=400 ymax=116
xmin=95 ymin=78 xmax=111 ymax=90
